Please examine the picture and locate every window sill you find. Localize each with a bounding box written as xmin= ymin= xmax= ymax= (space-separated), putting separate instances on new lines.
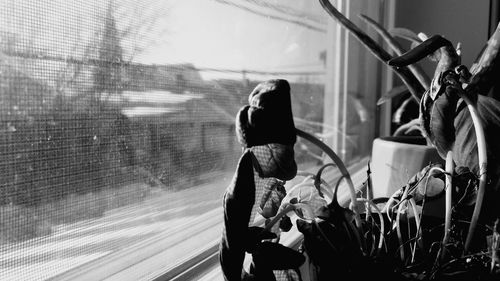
xmin=162 ymin=158 xmax=369 ymax=281
xmin=52 ymin=158 xmax=369 ymax=281
xmin=51 ymin=207 xmax=222 ymax=281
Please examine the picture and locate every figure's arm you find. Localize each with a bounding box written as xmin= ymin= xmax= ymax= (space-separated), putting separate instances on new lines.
xmin=220 ymin=151 xmax=255 ymax=281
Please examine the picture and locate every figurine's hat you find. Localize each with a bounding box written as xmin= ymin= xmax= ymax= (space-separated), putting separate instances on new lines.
xmin=236 ymin=79 xmax=297 ymax=147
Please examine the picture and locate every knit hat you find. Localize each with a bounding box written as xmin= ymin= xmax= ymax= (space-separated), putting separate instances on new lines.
xmin=236 ymin=79 xmax=297 ymax=147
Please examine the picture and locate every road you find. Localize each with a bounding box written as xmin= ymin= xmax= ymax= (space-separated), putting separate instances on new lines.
xmin=0 ymin=174 xmax=233 ymax=281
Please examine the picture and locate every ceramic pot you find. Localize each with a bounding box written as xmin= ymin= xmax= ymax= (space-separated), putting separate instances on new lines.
xmin=370 ymin=136 xmax=444 ymax=199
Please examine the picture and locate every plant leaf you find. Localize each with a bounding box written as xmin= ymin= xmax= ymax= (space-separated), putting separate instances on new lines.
xmin=360 ymin=14 xmax=430 ymax=90
xmin=377 ymin=85 xmax=410 ymax=105
xmin=389 ymin=27 xmax=422 ymax=44
xmin=317 ymin=0 xmax=424 ymax=102
xmin=393 ymin=118 xmax=421 ymax=137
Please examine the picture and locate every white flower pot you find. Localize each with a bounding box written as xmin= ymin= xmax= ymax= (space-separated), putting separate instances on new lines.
xmin=370 ymin=136 xmax=444 ymax=199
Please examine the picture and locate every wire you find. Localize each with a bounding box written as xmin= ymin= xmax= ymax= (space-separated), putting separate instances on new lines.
xmin=240 ymin=0 xmax=327 ymax=25
xmin=197 ymin=66 xmax=325 ymax=76
xmin=212 ymin=0 xmax=326 ymax=33
xmin=1 ymin=49 xmax=325 ymax=76
xmin=267 ymin=62 xmax=325 ymax=70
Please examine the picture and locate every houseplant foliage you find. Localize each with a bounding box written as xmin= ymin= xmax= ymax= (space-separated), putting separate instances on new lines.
xmin=277 ymin=0 xmax=500 ymax=280
xmin=220 ymin=1 xmax=500 ymax=280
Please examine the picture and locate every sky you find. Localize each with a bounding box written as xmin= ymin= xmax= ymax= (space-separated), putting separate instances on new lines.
xmin=0 ymin=0 xmax=328 ymax=81
xmin=132 ymin=0 xmax=328 ymax=80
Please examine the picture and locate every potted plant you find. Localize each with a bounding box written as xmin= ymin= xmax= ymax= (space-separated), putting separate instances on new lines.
xmin=298 ymin=0 xmax=500 ymax=279
xmin=315 ymin=0 xmax=447 ymax=201
xmin=220 ymin=2 xmax=500 ymax=280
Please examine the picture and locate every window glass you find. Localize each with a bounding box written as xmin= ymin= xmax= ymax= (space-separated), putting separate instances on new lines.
xmin=0 ymin=0 xmax=379 ymax=279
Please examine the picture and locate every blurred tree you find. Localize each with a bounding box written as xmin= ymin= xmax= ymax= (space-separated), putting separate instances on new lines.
xmin=92 ymin=0 xmax=123 ymax=104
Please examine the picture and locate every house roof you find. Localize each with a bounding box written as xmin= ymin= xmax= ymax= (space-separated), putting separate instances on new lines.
xmin=117 ymin=90 xmax=234 ymax=125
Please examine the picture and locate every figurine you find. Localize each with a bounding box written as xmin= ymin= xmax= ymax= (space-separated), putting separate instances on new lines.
xmin=219 ymin=79 xmax=304 ymax=281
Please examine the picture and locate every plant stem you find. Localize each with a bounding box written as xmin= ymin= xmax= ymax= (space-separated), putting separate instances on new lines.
xmin=396 ymin=184 xmax=410 ymax=263
xmin=384 ymin=196 xmax=398 ymax=223
xmin=409 ymin=197 xmax=423 ymax=263
xmin=461 ymin=94 xmax=488 ymax=254
xmin=357 ymin=198 xmax=385 ymax=254
xmin=296 ymin=129 xmax=362 ymax=229
xmin=441 ymin=151 xmax=454 ymax=260
xmin=296 ymin=128 xmax=366 ymax=252
xmin=359 ymin=14 xmax=430 ymax=90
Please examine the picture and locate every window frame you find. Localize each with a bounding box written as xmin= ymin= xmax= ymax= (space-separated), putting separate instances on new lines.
xmin=53 ymin=1 xmax=392 ymax=280
xmin=0 ymin=1 xmax=394 ymax=280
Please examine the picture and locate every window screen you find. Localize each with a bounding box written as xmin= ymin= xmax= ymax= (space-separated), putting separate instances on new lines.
xmin=0 ymin=0 xmax=380 ymax=280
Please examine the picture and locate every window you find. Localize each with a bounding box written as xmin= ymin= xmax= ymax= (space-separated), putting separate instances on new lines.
xmin=0 ymin=0 xmax=385 ymax=280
